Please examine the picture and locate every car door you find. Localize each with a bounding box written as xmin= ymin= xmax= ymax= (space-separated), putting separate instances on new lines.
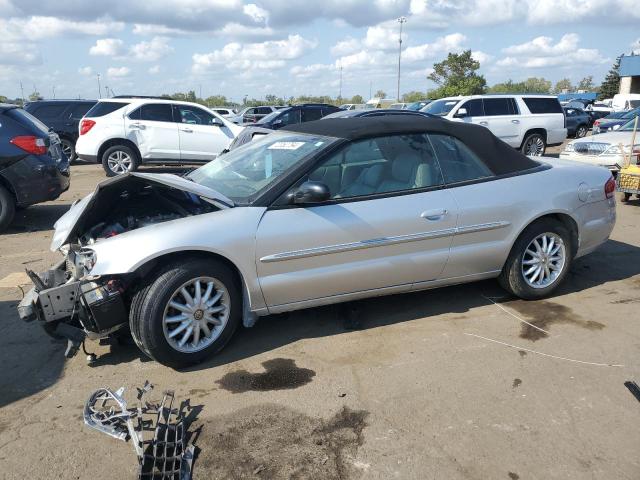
xmin=453 ymin=99 xmax=484 ymax=125
xmin=272 ymin=108 xmax=301 ymax=130
xmin=254 ymin=133 xmax=459 ymax=310
xmin=173 ymin=104 xmax=232 ymax=161
xmin=301 ymin=106 xmax=323 ymax=123
xmin=564 ymin=108 xmax=577 ymax=134
xmin=125 ymin=103 xmax=179 ymax=160
xmin=481 ymin=98 xmax=521 ymax=147
xmin=426 ymin=133 xmax=518 ymax=280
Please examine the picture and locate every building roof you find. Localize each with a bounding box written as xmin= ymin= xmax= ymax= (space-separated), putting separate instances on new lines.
xmin=620 ymin=55 xmax=640 ymax=77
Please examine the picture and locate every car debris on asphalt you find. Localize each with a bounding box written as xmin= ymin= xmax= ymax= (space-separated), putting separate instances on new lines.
xmin=84 ymin=381 xmax=195 ymax=480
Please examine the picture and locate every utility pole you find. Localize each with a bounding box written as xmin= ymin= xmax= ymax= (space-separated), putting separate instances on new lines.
xmin=338 ymin=61 xmax=343 ymax=100
xmin=199 ymin=84 xmax=202 ymax=100
xmin=369 ymin=80 xmax=372 ymax=100
xmin=397 ymin=16 xmax=407 ymax=102
xmin=19 ymin=81 xmax=25 ymax=104
xmin=52 ymin=86 xmax=56 ymax=99
xmin=97 ymin=74 xmax=102 ymax=99
xmin=105 ymin=86 xmax=109 ymax=98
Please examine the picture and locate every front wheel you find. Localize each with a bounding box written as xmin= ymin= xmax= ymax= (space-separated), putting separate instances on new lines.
xmin=60 ymin=138 xmax=76 ymax=162
xmin=521 ymin=133 xmax=546 ymax=157
xmin=129 ymin=259 xmax=242 ymax=368
xmin=575 ymin=125 xmax=588 ymax=138
xmin=101 ymin=145 xmax=139 ymax=177
xmin=0 ymin=185 xmax=16 ymax=232
xmin=499 ymin=219 xmax=573 ymax=299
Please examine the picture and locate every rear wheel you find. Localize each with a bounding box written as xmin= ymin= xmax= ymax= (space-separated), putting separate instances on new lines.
xmin=575 ymin=125 xmax=588 ymax=138
xmin=0 ymin=185 xmax=16 ymax=232
xmin=499 ymin=218 xmax=573 ymax=299
xmin=621 ymin=192 xmax=632 ymax=202
xmin=521 ymin=133 xmax=546 ymax=156
xmin=101 ymin=145 xmax=139 ymax=177
xmin=60 ymin=138 xmax=76 ymax=162
xmin=129 ymin=259 xmax=241 ymax=368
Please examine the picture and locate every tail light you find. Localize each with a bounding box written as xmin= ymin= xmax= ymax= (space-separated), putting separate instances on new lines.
xmin=594 ymin=119 xmax=601 ymax=127
xmin=604 ymin=176 xmax=616 ymax=199
xmin=10 ymin=136 xmax=47 ymax=155
xmin=80 ymin=119 xmax=96 ymax=135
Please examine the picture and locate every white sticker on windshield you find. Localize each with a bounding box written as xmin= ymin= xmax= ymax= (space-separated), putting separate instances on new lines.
xmin=268 ymin=141 xmax=305 ymax=150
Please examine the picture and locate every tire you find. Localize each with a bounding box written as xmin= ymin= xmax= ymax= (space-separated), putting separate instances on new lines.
xmin=520 ymin=133 xmax=546 ymax=157
xmin=498 ymin=218 xmax=573 ymax=300
xmin=0 ymin=185 xmax=16 ymax=232
xmin=575 ymin=125 xmax=588 ymax=138
xmin=101 ymin=144 xmax=139 ymax=177
xmin=129 ymin=258 xmax=242 ymax=368
xmin=621 ymin=192 xmax=631 ymax=202
xmin=60 ymin=138 xmax=76 ymax=162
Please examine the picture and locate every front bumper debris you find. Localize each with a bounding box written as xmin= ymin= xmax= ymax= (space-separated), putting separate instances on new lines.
xmin=84 ymin=382 xmax=195 ymax=480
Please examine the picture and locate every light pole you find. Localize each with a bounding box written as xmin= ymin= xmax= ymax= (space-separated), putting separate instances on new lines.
xmin=338 ymin=61 xmax=343 ymax=100
xmin=396 ymin=16 xmax=406 ymax=102
xmin=97 ymin=74 xmax=102 ymax=99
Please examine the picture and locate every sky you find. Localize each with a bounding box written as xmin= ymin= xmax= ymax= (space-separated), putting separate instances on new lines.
xmin=1 ymin=0 xmax=639 ymax=103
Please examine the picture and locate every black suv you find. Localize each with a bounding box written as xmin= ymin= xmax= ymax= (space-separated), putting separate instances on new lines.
xmin=254 ymin=103 xmax=341 ymax=129
xmin=23 ymin=99 xmax=96 ymax=161
xmin=0 ymin=104 xmax=70 ymax=231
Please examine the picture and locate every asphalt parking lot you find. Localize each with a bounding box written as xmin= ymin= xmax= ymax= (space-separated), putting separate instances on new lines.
xmin=1 ymin=146 xmax=640 ymax=479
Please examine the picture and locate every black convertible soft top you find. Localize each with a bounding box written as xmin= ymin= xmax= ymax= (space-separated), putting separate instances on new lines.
xmin=283 ymin=116 xmax=540 ymax=175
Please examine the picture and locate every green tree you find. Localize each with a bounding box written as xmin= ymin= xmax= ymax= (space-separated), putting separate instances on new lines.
xmin=28 ymin=91 xmax=42 ymax=101
xmin=0 ymin=95 xmax=8 ymax=103
xmin=350 ymin=94 xmax=364 ymax=104
xmin=487 ymin=77 xmax=551 ymax=94
xmin=553 ymin=78 xmax=574 ymax=94
xmin=374 ymin=90 xmax=386 ymax=99
xmin=577 ymin=76 xmax=596 ymax=92
xmin=427 ymin=50 xmax=486 ymax=98
xmin=204 ymin=95 xmax=229 ymax=106
xmin=598 ymin=56 xmax=621 ymax=99
xmin=402 ymin=91 xmax=429 ymax=102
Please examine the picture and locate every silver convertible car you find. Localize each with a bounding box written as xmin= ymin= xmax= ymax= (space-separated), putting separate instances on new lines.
xmin=18 ymin=116 xmax=616 ymax=368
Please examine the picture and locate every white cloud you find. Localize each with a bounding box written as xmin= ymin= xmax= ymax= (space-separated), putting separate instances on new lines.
xmin=471 ymin=50 xmax=493 ymax=65
xmin=632 ymin=38 xmax=640 ymax=55
xmin=403 ymin=33 xmax=466 ymax=63
xmin=148 ymin=65 xmax=160 ymax=74
xmin=497 ymin=34 xmax=606 ymax=69
xmin=90 ymin=38 xmax=125 ymax=56
xmin=0 ymin=42 xmax=41 ymax=65
xmin=129 ymin=36 xmax=173 ymax=61
xmin=192 ymin=34 xmax=317 ymax=73
xmin=290 ymin=63 xmax=335 ymax=78
xmin=0 ymin=16 xmax=123 ymax=42
xmin=331 ymin=37 xmax=361 ymax=56
xmin=107 ymin=66 xmax=131 ymax=77
xmin=363 ymin=26 xmax=400 ymax=51
xmin=78 ymin=66 xmax=93 ymax=76
xmin=243 ymin=3 xmax=269 ymax=23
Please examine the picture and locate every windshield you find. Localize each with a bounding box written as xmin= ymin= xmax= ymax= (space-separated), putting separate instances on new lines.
xmin=407 ymin=101 xmax=430 ymax=111
xmin=619 ymin=118 xmax=640 ymax=131
xmin=256 ymin=109 xmax=282 ymax=125
xmin=422 ymin=99 xmax=459 ymax=116
xmin=188 ymin=133 xmax=333 ymax=203
xmin=621 ymin=108 xmax=640 ymax=119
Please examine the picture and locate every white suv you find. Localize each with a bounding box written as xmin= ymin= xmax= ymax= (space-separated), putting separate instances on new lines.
xmin=75 ymin=98 xmax=243 ymax=176
xmin=422 ymin=95 xmax=567 ymax=156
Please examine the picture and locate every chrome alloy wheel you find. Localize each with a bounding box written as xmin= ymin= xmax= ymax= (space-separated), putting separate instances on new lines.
xmin=524 ymin=136 xmax=545 ymax=156
xmin=107 ymin=150 xmax=133 ymax=174
xmin=521 ymin=233 xmax=566 ymax=289
xmin=162 ymin=276 xmax=230 ymax=353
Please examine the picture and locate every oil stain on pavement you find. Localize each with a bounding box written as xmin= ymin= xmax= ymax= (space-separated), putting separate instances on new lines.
xmin=507 ymin=300 xmax=605 ymax=341
xmin=196 ymin=404 xmax=369 ymax=479
xmin=216 ymin=358 xmax=316 ymax=393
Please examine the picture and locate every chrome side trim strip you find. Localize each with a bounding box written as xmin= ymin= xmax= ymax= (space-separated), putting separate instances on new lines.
xmin=260 ymin=221 xmax=510 ymax=263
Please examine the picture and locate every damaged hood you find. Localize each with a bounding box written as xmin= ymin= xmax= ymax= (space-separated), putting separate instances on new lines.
xmin=50 ymin=172 xmax=234 ymax=251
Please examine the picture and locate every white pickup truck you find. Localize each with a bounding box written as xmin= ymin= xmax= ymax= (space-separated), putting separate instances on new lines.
xmin=422 ymin=94 xmax=567 ymax=156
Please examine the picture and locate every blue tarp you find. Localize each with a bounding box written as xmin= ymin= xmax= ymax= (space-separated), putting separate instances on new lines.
xmin=557 ymin=92 xmax=598 ymax=102
xmin=620 ymin=55 xmax=640 ymax=77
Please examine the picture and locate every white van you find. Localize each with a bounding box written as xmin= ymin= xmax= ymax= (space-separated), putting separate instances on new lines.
xmin=612 ymin=94 xmax=640 ymax=112
xmin=422 ymin=94 xmax=567 ymax=156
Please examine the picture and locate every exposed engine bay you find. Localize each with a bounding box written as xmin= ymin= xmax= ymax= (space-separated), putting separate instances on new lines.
xmin=17 ymin=173 xmax=228 ymax=360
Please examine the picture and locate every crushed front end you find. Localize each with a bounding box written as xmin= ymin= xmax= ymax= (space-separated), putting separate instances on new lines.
xmin=17 ymin=248 xmax=129 ymax=358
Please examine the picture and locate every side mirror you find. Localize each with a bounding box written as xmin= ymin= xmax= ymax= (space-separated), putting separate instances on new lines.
xmin=212 ymin=118 xmax=224 ymax=127
xmin=454 ymin=107 xmax=468 ymax=118
xmin=289 ymin=181 xmax=331 ymax=204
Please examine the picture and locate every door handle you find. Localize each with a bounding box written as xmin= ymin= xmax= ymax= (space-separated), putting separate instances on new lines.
xmin=181 ymin=128 xmax=193 ymax=133
xmin=130 ymin=123 xmax=145 ymax=130
xmin=511 ymin=119 xmax=520 ymax=124
xmin=479 ymin=121 xmax=489 ymax=126
xmin=421 ymin=209 xmax=448 ymax=221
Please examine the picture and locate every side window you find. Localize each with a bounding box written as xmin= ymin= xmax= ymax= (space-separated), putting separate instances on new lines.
xmin=257 ymin=107 xmax=272 ymax=115
xmin=508 ymin=98 xmax=519 ymax=114
xmin=483 ymin=98 xmax=513 ymax=116
xmin=305 ymin=134 xmax=444 ymax=200
xmin=139 ymin=104 xmax=174 ymax=122
xmin=522 ymin=97 xmax=563 ymax=114
xmin=427 ymin=134 xmax=493 ymax=184
xmin=175 ymin=105 xmax=215 ymax=125
xmin=302 ymin=107 xmax=323 ymax=122
xmin=460 ymin=99 xmax=483 ymax=116
xmin=69 ymin=103 xmax=94 ymax=119
xmin=32 ymin=104 xmax=67 ymax=119
xmin=278 ymin=109 xmax=301 ymax=126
